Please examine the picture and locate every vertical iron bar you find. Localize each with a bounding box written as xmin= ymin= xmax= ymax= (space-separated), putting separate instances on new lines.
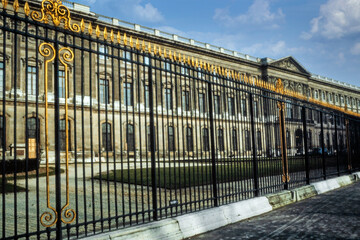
xmin=249 ymin=93 xmax=259 ymax=196
xmin=345 ymin=118 xmax=352 ymax=173
xmin=279 ymin=103 xmax=289 ymax=190
xmin=1 ymin=10 xmax=6 ymax=240
xmin=302 ymin=107 xmax=310 ymax=184
xmin=54 ymin=33 xmax=63 ymax=240
xmin=320 ymin=112 xmax=326 ymax=180
xmin=208 ymin=82 xmax=218 ymax=207
xmin=334 ymin=115 xmax=340 ymax=176
xmin=148 ymin=65 xmax=158 ymax=221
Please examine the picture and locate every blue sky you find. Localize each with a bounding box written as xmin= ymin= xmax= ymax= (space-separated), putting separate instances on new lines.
xmin=73 ymin=0 xmax=360 ymax=86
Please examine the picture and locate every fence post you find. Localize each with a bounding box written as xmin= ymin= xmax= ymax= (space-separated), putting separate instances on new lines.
xmin=345 ymin=118 xmax=352 ymax=173
xmin=320 ymin=112 xmax=326 ymax=180
xmin=249 ymin=93 xmax=259 ymax=196
xmin=302 ymin=107 xmax=310 ymax=185
xmin=277 ymin=101 xmax=289 ymax=190
xmin=148 ymin=65 xmax=158 ymax=221
xmin=53 ymin=38 xmax=63 ymax=240
xmin=334 ymin=115 xmax=340 ymax=176
xmin=208 ymin=82 xmax=218 ymax=207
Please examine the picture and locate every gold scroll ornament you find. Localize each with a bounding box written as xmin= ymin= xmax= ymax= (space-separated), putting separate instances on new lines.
xmin=39 ymin=43 xmax=76 ymax=227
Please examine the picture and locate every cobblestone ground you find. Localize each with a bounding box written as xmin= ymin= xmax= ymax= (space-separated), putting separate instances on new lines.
xmin=190 ymin=181 xmax=360 ymax=240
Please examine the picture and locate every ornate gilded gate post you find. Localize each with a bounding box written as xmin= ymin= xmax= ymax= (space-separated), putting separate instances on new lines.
xmin=39 ymin=43 xmax=76 ymax=231
xmin=275 ymin=79 xmax=290 ymax=189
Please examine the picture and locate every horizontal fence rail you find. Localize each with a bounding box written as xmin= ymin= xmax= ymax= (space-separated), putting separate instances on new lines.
xmin=0 ymin=2 xmax=360 ymax=239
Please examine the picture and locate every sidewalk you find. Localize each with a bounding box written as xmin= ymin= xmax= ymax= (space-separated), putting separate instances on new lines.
xmin=189 ymin=181 xmax=360 ymax=240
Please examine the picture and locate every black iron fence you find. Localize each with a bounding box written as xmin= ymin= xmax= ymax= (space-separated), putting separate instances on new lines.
xmin=1 ymin=1 xmax=360 ymax=239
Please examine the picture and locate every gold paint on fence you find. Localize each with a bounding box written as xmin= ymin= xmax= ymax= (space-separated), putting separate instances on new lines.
xmin=39 ymin=42 xmax=57 ymax=228
xmin=58 ymin=47 xmax=76 ymax=224
xmin=39 ymin=43 xmax=76 ymax=227
xmin=31 ymin=0 xmax=80 ymax=32
xmin=25 ymin=1 xmax=360 ymax=118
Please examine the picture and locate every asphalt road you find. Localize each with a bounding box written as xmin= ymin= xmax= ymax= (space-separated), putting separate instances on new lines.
xmin=189 ymin=181 xmax=360 ymax=240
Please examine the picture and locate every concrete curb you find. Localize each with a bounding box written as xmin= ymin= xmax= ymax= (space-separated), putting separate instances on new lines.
xmin=81 ymin=173 xmax=360 ymax=240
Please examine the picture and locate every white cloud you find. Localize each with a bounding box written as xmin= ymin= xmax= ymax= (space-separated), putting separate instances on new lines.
xmin=213 ymin=0 xmax=284 ymax=28
xmin=351 ymin=42 xmax=360 ymax=55
xmin=133 ymin=3 xmax=164 ymax=23
xmin=303 ymin=0 xmax=360 ymax=39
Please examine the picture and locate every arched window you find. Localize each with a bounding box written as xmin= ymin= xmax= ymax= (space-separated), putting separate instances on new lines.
xmin=232 ymin=129 xmax=238 ymax=151
xmin=146 ymin=126 xmax=156 ymax=151
xmin=286 ymin=130 xmax=291 ymax=149
xmin=27 ymin=117 xmax=39 ymax=140
xmin=59 ymin=120 xmax=71 ymax=151
xmin=245 ymin=130 xmax=251 ymax=151
xmin=0 ymin=116 xmax=4 ymax=147
xmin=295 ymin=129 xmax=303 ymax=152
xmin=186 ymin=127 xmax=193 ymax=151
xmin=168 ymin=126 xmax=175 ymax=151
xmin=257 ymin=131 xmax=262 ymax=151
xmin=102 ymin=123 xmax=112 ymax=151
xmin=202 ymin=128 xmax=209 ymax=151
xmin=126 ymin=124 xmax=135 ymax=151
xmin=218 ymin=129 xmax=224 ymax=151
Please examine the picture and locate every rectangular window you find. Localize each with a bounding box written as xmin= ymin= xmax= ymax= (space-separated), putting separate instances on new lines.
xmin=124 ymin=82 xmax=133 ymax=106
xmin=27 ymin=66 xmax=37 ymax=95
xmin=168 ymin=126 xmax=175 ymax=151
xmin=241 ymin=99 xmax=247 ymax=117
xmin=199 ymin=93 xmax=206 ymax=113
xmin=99 ymin=79 xmax=109 ymax=104
xmin=144 ymin=85 xmax=149 ymax=108
xmin=214 ymin=95 xmax=220 ymax=114
xmin=182 ymin=90 xmax=190 ymax=111
xmin=163 ymin=62 xmax=171 ymax=71
xmin=99 ymin=45 xmax=108 ymax=60
xmin=165 ymin=88 xmax=172 ymax=110
xmin=59 ymin=70 xmax=66 ymax=98
xmin=197 ymin=67 xmax=202 ymax=78
xmin=144 ymin=56 xmax=150 ymax=65
xmin=228 ymin=97 xmax=235 ymax=115
xmin=123 ymin=51 xmax=131 ymax=61
xmin=181 ymin=66 xmax=189 ymax=76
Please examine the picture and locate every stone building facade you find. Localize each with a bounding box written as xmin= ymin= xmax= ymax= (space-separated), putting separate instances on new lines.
xmin=0 ymin=0 xmax=357 ymax=162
